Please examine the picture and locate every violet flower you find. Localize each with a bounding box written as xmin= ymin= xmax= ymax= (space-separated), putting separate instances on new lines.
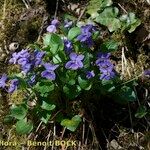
xmin=47 ymin=25 xmax=57 ymax=33
xmin=96 ymin=52 xmax=115 ymax=80
xmin=33 ymin=51 xmax=45 ymax=66
xmin=28 ymin=74 xmax=36 ymax=85
xmin=86 ymin=71 xmax=95 ymax=79
xmin=64 ymin=20 xmax=73 ymax=28
xmin=51 ymin=19 xmax=59 ymax=26
xmin=41 ymin=63 xmax=59 ymax=80
xmin=9 ymin=52 xmax=20 ymax=64
xmin=21 ymin=63 xmax=32 ymax=74
xmin=0 ymin=74 xmax=7 ymax=88
xmin=77 ymin=24 xmax=96 ymax=47
xmin=100 ymin=71 xmax=115 ymax=80
xmin=65 ymin=53 xmax=84 ymax=70
xmin=64 ymin=39 xmax=73 ymax=54
xmin=8 ymin=79 xmax=19 ymax=93
xmin=46 ymin=19 xmax=59 ymax=33
xmin=144 ymin=69 xmax=150 ymax=76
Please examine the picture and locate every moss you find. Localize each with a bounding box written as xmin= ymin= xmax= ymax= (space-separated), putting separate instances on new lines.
xmin=0 ymin=0 xmax=47 ymax=50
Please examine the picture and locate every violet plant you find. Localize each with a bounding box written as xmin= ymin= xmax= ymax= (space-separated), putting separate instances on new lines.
xmin=0 ymin=19 xmax=139 ymax=134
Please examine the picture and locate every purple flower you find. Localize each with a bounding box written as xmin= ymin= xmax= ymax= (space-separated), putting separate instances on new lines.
xmin=9 ymin=52 xmax=20 ymax=64
xmin=77 ymin=24 xmax=96 ymax=47
xmin=81 ymin=24 xmax=95 ymax=33
xmin=8 ymin=79 xmax=19 ymax=93
xmin=41 ymin=70 xmax=56 ymax=80
xmin=43 ymin=63 xmax=59 ymax=71
xmin=96 ymin=52 xmax=111 ymax=67
xmin=65 ymin=53 xmax=84 ymax=70
xmin=86 ymin=71 xmax=95 ymax=79
xmin=51 ymin=19 xmax=59 ymax=26
xmin=77 ymin=32 xmax=92 ymax=42
xmin=46 ymin=25 xmax=57 ymax=33
xmin=33 ymin=51 xmax=45 ymax=66
xmin=21 ymin=63 xmax=32 ymax=74
xmin=0 ymin=74 xmax=7 ymax=88
xmin=144 ymin=69 xmax=150 ymax=76
xmin=9 ymin=49 xmax=47 ymax=74
xmin=41 ymin=63 xmax=59 ymax=80
xmin=64 ymin=20 xmax=73 ymax=28
xmin=18 ymin=58 xmax=29 ymax=66
xmin=96 ymin=52 xmax=115 ymax=80
xmin=9 ymin=49 xmax=30 ymax=65
xmin=100 ymin=71 xmax=115 ymax=80
xmin=28 ymin=74 xmax=36 ymax=85
xmin=64 ymin=39 xmax=73 ymax=54
xmin=99 ymin=61 xmax=114 ymax=73
xmin=46 ymin=19 xmax=59 ymax=33
xmin=18 ymin=49 xmax=30 ymax=58
xmin=97 ymin=52 xmax=111 ymax=59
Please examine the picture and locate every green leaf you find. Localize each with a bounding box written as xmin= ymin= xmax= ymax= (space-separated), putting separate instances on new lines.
xmin=10 ymin=105 xmax=27 ymax=120
xmin=78 ymin=76 xmax=92 ymax=90
xmin=53 ymin=54 xmax=62 ymax=64
xmin=50 ymin=34 xmax=64 ymax=54
xmin=50 ymin=34 xmax=63 ymax=45
xmin=43 ymin=33 xmax=51 ymax=46
xmin=120 ymin=12 xmax=141 ymax=33
xmin=3 ymin=115 xmax=14 ymax=124
xmin=83 ymin=53 xmax=93 ymax=68
xmin=68 ymin=27 xmax=81 ymax=40
xmin=128 ymin=19 xmax=141 ymax=33
xmin=87 ymin=0 xmax=113 ymax=18
xmin=61 ymin=115 xmax=82 ymax=132
xmin=101 ymin=0 xmax=113 ymax=8
xmin=40 ymin=111 xmax=51 ymax=124
xmin=101 ymin=40 xmax=119 ymax=52
xmin=135 ymin=106 xmax=147 ymax=118
xmin=43 ymin=33 xmax=64 ymax=54
xmin=41 ymin=101 xmax=56 ymax=111
xmin=34 ymin=82 xmax=54 ymax=97
xmin=114 ymin=86 xmax=137 ymax=104
xmin=16 ymin=119 xmax=33 ymax=135
xmin=95 ymin=7 xmax=121 ymax=32
xmin=101 ymin=80 xmax=115 ymax=92
xmin=63 ymin=85 xmax=81 ymax=99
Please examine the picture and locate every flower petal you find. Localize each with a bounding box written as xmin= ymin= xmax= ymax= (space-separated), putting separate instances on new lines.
xmin=41 ymin=70 xmax=56 ymax=80
xmin=69 ymin=53 xmax=77 ymax=60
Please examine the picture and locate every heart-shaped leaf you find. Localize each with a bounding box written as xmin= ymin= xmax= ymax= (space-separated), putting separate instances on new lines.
xmin=101 ymin=40 xmax=119 ymax=52
xmin=68 ymin=27 xmax=81 ymax=40
xmin=87 ymin=0 xmax=113 ymax=18
xmin=61 ymin=115 xmax=82 ymax=132
xmin=41 ymin=101 xmax=56 ymax=111
xmin=78 ymin=76 xmax=92 ymax=90
xmin=10 ymin=105 xmax=27 ymax=120
xmin=95 ymin=7 xmax=121 ymax=32
xmin=16 ymin=119 xmax=33 ymax=135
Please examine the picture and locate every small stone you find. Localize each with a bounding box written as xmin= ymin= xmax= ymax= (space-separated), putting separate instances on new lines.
xmin=9 ymin=42 xmax=19 ymax=52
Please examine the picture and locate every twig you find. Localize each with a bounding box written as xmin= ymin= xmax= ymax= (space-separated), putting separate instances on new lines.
xmin=82 ymin=117 xmax=85 ymax=144
xmin=22 ymin=0 xmax=30 ymax=9
xmin=44 ymin=130 xmax=52 ymax=150
xmin=35 ymin=121 xmax=42 ymax=133
xmin=121 ymin=47 xmax=125 ymax=79
xmin=118 ymin=3 xmax=128 ymax=14
xmin=54 ymin=0 xmax=59 ymax=18
xmin=60 ymin=127 xmax=66 ymax=140
xmin=85 ymin=125 xmax=90 ymax=145
xmin=128 ymin=102 xmax=134 ymax=132
xmin=77 ymin=6 xmax=87 ymax=22
xmin=37 ymin=14 xmax=48 ymax=42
